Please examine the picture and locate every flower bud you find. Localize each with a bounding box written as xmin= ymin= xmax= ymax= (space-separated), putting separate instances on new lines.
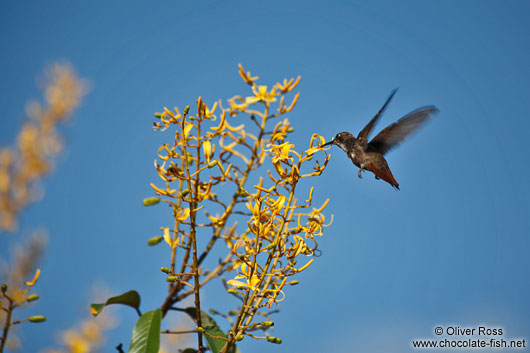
xmin=26 ymin=294 xmax=40 ymax=302
xmin=186 ymin=154 xmax=194 ymax=165
xmin=265 ymin=242 xmax=277 ymax=250
xmin=181 ymin=189 xmax=190 ymax=197
xmin=154 ymin=112 xmax=162 ymax=118
xmin=236 ymin=335 xmax=244 ymax=341
xmin=196 ymin=326 xmax=205 ymax=333
xmin=160 ymin=267 xmax=171 ymax=274
xmin=143 ymin=197 xmax=160 ymax=206
xmin=287 ymin=128 xmax=295 ymax=133
xmin=147 ymin=236 xmax=163 ymax=246
xmin=267 ymin=336 xmax=282 ymax=344
xmin=289 ymin=280 xmax=299 ymax=286
xmin=183 ymin=106 xmax=190 ymax=115
xmin=261 ymin=321 xmax=274 ymax=327
xmin=28 ymin=316 xmax=46 ymax=323
xmin=166 ymin=276 xmax=179 ymax=282
xmin=207 ymin=160 xmax=218 ymax=168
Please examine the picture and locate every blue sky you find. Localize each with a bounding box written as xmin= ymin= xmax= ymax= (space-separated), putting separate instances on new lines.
xmin=1 ymin=1 xmax=529 ymax=352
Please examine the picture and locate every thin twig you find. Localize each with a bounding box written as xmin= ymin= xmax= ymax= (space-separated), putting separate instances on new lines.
xmin=0 ymin=295 xmax=14 ymax=353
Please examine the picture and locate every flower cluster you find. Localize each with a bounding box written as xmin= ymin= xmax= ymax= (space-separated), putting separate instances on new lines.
xmin=0 ymin=64 xmax=87 ymax=232
xmin=147 ymin=65 xmax=331 ymax=352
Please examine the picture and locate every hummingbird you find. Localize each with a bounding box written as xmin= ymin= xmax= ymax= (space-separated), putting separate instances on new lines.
xmin=322 ymin=89 xmax=438 ymax=190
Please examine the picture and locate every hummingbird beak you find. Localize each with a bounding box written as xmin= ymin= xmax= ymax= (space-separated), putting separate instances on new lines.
xmin=321 ymin=139 xmax=334 ymax=147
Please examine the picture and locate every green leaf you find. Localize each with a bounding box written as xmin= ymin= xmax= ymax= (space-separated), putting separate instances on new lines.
xmin=184 ymin=307 xmax=241 ymax=353
xmin=129 ymin=309 xmax=161 ymax=353
xmin=90 ymin=290 xmax=141 ymax=317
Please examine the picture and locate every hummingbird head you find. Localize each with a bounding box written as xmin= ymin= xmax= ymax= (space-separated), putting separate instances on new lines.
xmin=321 ymin=132 xmax=354 ymax=152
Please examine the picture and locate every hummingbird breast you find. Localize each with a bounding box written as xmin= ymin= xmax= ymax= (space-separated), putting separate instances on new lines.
xmin=348 ymin=150 xmax=356 ymax=162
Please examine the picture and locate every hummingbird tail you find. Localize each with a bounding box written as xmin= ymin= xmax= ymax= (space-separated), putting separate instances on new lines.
xmin=368 ymin=162 xmax=400 ymax=190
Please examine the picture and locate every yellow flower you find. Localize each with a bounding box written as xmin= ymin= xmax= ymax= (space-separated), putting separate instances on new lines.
xmin=295 ymin=259 xmax=313 ymax=273
xmin=211 ymin=110 xmax=226 ymax=132
xmin=202 ymin=140 xmax=213 ymax=162
xmin=269 ymin=142 xmax=295 ymax=164
xmin=238 ymin=64 xmax=259 ymax=85
xmin=163 ymin=227 xmax=179 ymax=248
xmin=271 ymin=119 xmax=291 ymax=143
xmin=275 ymin=76 xmax=301 ymax=93
xmin=197 ymin=97 xmax=218 ymax=118
xmin=210 ymin=110 xmax=245 ymax=133
xmin=228 ymin=95 xmax=249 ymax=112
xmin=305 ymin=199 xmax=330 ymax=236
xmin=182 ymin=122 xmax=194 ymax=139
xmin=304 ymin=146 xmax=321 ymax=157
xmin=248 ymin=85 xmax=278 ymax=104
xmin=282 ymin=92 xmax=299 ymax=113
xmin=287 ymin=236 xmax=309 ymax=259
xmin=269 ymin=195 xmax=286 ymax=215
xmin=197 ymin=181 xmax=213 ymax=201
xmin=175 ymin=208 xmax=190 ymax=222
xmin=227 ymin=262 xmax=260 ymax=292
xmin=150 ymin=183 xmax=177 ymax=196
xmin=304 ymin=134 xmax=328 ymax=157
xmin=25 ymin=268 xmax=40 ymax=286
xmin=205 ymin=101 xmax=218 ymax=118
xmin=207 ymin=214 xmax=220 ymax=226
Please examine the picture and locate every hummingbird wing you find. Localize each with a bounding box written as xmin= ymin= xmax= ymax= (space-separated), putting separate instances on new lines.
xmin=368 ymin=106 xmax=438 ymax=155
xmin=357 ymin=89 xmax=398 ymax=146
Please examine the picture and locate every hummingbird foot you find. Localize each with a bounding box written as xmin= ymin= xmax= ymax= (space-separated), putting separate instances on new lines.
xmin=375 ymin=175 xmax=380 ymax=180
xmin=358 ymin=169 xmax=363 ymax=179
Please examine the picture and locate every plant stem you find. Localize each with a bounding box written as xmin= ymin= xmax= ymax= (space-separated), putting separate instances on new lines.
xmin=180 ymin=113 xmax=204 ymax=353
xmin=0 ymin=296 xmax=14 ymax=353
